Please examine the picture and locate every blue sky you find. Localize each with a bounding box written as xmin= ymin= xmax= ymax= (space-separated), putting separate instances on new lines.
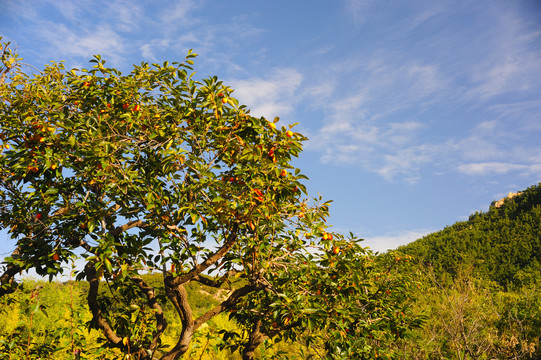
xmin=1 ymin=0 xmax=541 ymax=253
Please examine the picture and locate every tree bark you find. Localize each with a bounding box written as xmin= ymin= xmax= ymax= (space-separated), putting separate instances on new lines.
xmin=161 ymin=280 xmax=195 ymax=360
xmin=0 ymin=247 xmax=22 ymax=297
xmin=242 ymin=319 xmax=269 ymax=360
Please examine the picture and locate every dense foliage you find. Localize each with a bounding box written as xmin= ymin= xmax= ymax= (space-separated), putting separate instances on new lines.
xmin=0 ymin=39 xmax=420 ymax=359
xmin=394 ymin=183 xmax=541 ymax=359
xmin=399 ymin=183 xmax=541 ymax=288
xmin=3 ymin=263 xmax=540 ymax=359
xmin=396 ymin=265 xmax=541 ymax=359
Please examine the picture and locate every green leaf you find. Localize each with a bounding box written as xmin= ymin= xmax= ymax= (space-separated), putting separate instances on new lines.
xmin=88 ymin=218 xmax=96 ymax=233
xmin=104 ymin=258 xmax=112 ymax=274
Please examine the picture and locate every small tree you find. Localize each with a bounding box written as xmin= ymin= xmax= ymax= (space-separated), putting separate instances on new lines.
xmin=0 ymin=39 xmax=420 ymax=359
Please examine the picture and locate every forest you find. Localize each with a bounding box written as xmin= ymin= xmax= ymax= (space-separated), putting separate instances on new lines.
xmin=1 ymin=39 xmax=540 ymax=359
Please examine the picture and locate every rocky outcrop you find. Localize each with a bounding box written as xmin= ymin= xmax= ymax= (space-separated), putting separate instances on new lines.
xmin=493 ymin=192 xmax=522 ymax=208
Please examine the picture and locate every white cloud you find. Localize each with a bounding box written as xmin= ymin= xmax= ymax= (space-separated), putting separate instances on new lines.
xmin=306 ymin=21 xmax=539 ymax=182
xmin=377 ymin=145 xmax=431 ymax=182
xmin=326 ymin=57 xmax=450 ymax=115
xmin=487 ymin=101 xmax=541 ymax=130
xmin=363 ymin=229 xmax=433 ymax=253
xmin=302 ymin=51 xmax=452 ymax=181
xmin=405 ymin=64 xmax=448 ymax=99
xmin=140 ymin=38 xmax=172 ymax=61
xmin=229 ymin=68 xmax=303 ymax=119
xmin=463 ymin=6 xmax=541 ymax=102
xmin=311 ymin=117 xmax=436 ymax=182
xmin=40 ymin=23 xmax=127 ymax=64
xmin=46 ymin=0 xmax=85 ymax=21
xmin=329 ymin=92 xmax=367 ymax=115
xmin=468 ymin=59 xmax=522 ymax=100
xmin=42 ymin=0 xmax=145 ymax=42
xmin=456 ymin=136 xmax=504 ymax=162
xmin=308 ymin=1 xmax=539 ymax=185
xmin=410 ymin=2 xmax=447 ymax=28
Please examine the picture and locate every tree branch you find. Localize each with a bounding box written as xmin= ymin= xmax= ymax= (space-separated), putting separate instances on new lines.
xmin=192 ymin=270 xmax=238 ymax=288
xmin=242 ymin=319 xmax=269 ymax=360
xmin=85 ymin=262 xmax=124 ymax=346
xmin=194 ymin=283 xmax=264 ymax=329
xmin=130 ymin=276 xmax=168 ymax=353
xmin=109 ymin=219 xmax=145 ymax=236
xmin=169 ymin=223 xmax=239 ymax=287
xmin=0 ymin=247 xmax=22 ymax=297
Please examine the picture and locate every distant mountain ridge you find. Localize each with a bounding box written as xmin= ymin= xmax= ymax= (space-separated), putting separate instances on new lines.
xmin=398 ymin=183 xmax=541 ymax=288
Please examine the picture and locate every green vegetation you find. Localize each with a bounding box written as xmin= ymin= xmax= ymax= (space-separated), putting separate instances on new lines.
xmin=0 ymin=275 xmax=249 ymax=359
xmin=399 ymin=183 xmax=541 ymax=288
xmin=391 ymin=265 xmax=541 ymax=359
xmin=0 ymin=263 xmax=420 ymax=359
xmin=395 ymin=183 xmax=541 ymax=359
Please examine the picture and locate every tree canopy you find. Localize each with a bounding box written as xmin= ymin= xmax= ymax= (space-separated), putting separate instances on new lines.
xmin=0 ymin=39 xmax=420 ymax=359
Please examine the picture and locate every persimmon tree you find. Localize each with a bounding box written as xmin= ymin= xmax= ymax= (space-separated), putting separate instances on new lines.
xmin=0 ymin=39 xmax=421 ymax=359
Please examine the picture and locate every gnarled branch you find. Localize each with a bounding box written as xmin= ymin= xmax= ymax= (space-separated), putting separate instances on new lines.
xmin=161 ymin=281 xmax=194 ymax=360
xmin=242 ymin=319 xmax=269 ymax=360
xmin=85 ymin=262 xmax=124 ymax=345
xmin=169 ymin=223 xmax=239 ymax=287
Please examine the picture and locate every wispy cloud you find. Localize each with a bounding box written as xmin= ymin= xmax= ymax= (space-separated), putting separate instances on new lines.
xmin=304 ymin=1 xmax=541 ymax=184
xmin=104 ymin=0 xmax=146 ymax=32
xmin=457 ymin=162 xmax=541 ymax=177
xmin=343 ymin=0 xmax=378 ymax=26
xmin=159 ymin=0 xmax=199 ymax=25
xmin=140 ymin=38 xmax=171 ymax=61
xmin=305 ymin=56 xmax=448 ymax=181
xmin=45 ymin=0 xmax=85 ymax=22
xmin=452 ymin=103 xmax=541 ymax=178
xmin=377 ymin=145 xmax=431 ymax=183
xmin=229 ymin=68 xmax=303 ymax=119
xmin=311 ymin=117 xmax=434 ymax=182
xmin=409 ymin=2 xmax=447 ymax=28
xmin=139 ymin=5 xmax=265 ymax=74
xmin=463 ymin=6 xmax=541 ymax=102
xmin=363 ymin=229 xmax=433 ymax=253
xmin=39 ymin=23 xmax=127 ymax=65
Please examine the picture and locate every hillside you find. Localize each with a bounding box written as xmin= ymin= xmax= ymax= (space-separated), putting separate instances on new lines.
xmin=398 ymin=183 xmax=541 ymax=288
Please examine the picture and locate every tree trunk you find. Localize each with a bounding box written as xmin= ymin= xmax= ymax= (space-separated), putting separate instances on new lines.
xmin=242 ymin=319 xmax=268 ymax=360
xmin=161 ymin=280 xmax=195 ymax=360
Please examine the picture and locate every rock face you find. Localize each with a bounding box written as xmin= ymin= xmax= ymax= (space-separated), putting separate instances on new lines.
xmin=493 ymin=192 xmax=522 ymax=208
